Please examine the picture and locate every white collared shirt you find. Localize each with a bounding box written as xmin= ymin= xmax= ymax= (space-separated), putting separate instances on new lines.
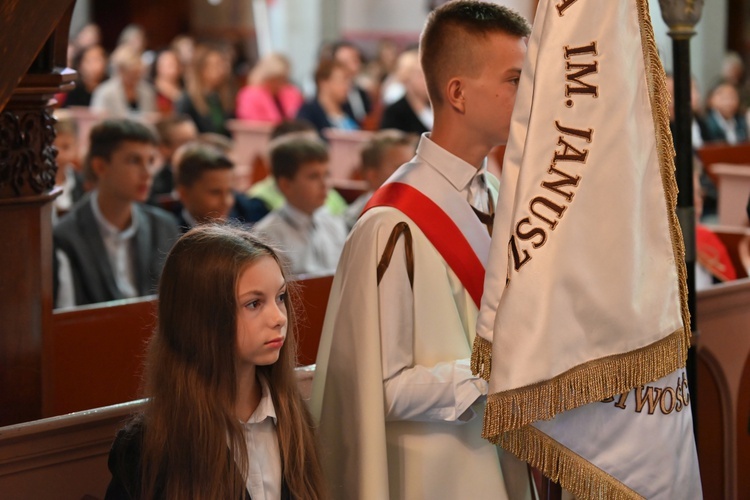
xmin=241 ymin=377 xmax=282 ymax=500
xmin=253 ymin=203 xmax=348 ymax=276
xmin=379 ymin=134 xmax=491 ymax=423
xmin=418 ymin=136 xmax=492 ymax=214
xmin=54 ymin=164 xmax=78 ymax=214
xmin=711 ymin=110 xmax=740 ymax=144
xmin=90 ymin=190 xmax=139 ymax=299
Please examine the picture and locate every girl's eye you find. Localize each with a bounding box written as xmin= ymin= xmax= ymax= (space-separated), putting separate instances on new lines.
xmin=277 ymin=292 xmax=287 ymax=304
xmin=246 ymin=300 xmax=261 ymax=310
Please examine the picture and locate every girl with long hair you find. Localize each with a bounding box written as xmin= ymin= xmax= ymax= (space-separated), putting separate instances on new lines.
xmin=175 ymin=43 xmax=235 ymax=136
xmin=105 ymin=224 xmax=326 ymax=499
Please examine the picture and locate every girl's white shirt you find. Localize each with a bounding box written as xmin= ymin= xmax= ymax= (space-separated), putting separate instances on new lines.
xmin=240 ymin=376 xmax=281 ymax=500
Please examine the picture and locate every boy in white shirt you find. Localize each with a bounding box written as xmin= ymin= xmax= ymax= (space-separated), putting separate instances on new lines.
xmin=253 ymin=134 xmax=347 ymax=275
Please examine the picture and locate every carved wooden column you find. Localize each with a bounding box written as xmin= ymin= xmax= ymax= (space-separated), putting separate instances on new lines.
xmin=0 ymin=2 xmax=76 ymax=426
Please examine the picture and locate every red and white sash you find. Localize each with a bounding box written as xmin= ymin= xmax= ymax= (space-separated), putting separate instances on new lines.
xmin=363 ymin=166 xmax=491 ymax=308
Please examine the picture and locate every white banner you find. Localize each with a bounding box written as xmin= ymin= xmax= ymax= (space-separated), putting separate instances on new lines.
xmin=473 ymin=0 xmax=701 ymax=496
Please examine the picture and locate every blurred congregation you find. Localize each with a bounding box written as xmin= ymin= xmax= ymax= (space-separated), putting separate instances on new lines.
xmin=50 ymin=7 xmax=442 ymax=308
xmin=46 ymin=0 xmax=750 ymax=310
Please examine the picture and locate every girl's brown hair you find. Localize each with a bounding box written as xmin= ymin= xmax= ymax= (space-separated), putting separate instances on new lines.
xmin=140 ymin=224 xmax=325 ymax=499
xmin=184 ymin=43 xmax=234 ymax=117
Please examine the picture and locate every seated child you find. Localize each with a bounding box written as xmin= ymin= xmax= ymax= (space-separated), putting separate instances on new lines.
xmin=148 ymin=114 xmax=199 ymax=204
xmin=54 ymin=118 xmax=180 ymax=307
xmin=247 ymin=119 xmax=349 ymax=215
xmin=344 ymin=129 xmax=415 ymax=229
xmin=173 ymin=141 xmax=268 ymax=231
xmin=253 ymin=135 xmax=347 ymax=275
xmin=104 ymin=225 xmax=326 ymax=499
xmin=52 ymin=114 xmax=86 ymax=218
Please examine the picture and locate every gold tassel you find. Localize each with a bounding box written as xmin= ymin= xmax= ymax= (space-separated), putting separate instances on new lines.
xmin=482 ymin=328 xmax=687 ymax=436
xmin=496 ymin=425 xmax=645 ymax=500
xmin=471 ymin=335 xmax=493 ymax=381
xmin=636 ymin=0 xmax=693 ymax=350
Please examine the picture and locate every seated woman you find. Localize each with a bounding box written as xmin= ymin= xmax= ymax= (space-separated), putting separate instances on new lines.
xmin=236 ymin=53 xmax=304 ymax=124
xmin=176 ymin=43 xmax=235 ymax=136
xmin=64 ymin=44 xmax=108 ymax=108
xmin=90 ymin=45 xmax=156 ymax=117
xmin=151 ymin=48 xmax=184 ymax=116
xmin=296 ymin=59 xmax=359 ymax=136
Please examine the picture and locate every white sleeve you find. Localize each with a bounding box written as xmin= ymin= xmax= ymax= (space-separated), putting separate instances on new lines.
xmin=55 ymin=249 xmax=76 ymax=309
xmin=379 ymin=234 xmax=488 ymax=424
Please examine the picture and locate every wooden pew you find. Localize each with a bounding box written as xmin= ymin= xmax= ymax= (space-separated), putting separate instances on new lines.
xmin=736 ymin=355 xmax=750 ymax=499
xmin=46 ymin=296 xmax=157 ymax=418
xmin=711 ymin=163 xmax=750 ymax=227
xmin=323 ymin=128 xmax=374 ymax=181
xmin=45 ymin=275 xmax=334 ymax=418
xmin=293 ymin=274 xmax=334 ymax=366
xmin=0 ymin=363 xmax=317 ymax=500
xmin=696 ymin=277 xmax=750 ymax=499
xmin=0 ymin=399 xmax=144 ymax=500
xmin=696 ymin=142 xmax=750 ymax=185
xmin=226 ymin=119 xmax=274 ymax=192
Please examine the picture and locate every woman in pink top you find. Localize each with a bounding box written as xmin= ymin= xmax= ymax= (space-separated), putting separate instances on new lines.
xmin=236 ymin=53 xmax=304 ymax=124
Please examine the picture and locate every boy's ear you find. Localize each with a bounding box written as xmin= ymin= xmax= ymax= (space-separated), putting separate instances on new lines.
xmin=90 ymin=156 xmax=108 ymax=179
xmin=175 ymin=184 xmax=187 ymax=202
xmin=276 ymin=176 xmax=291 ymax=197
xmin=445 ymin=77 xmax=466 ymax=113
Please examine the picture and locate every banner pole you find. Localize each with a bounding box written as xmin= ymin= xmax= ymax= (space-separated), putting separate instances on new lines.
xmin=658 ymin=0 xmax=704 ymax=432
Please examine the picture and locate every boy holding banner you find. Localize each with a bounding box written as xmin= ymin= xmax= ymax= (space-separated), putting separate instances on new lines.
xmin=311 ymin=2 xmax=532 ymax=499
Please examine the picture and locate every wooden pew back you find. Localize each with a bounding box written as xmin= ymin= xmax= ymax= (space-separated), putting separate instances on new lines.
xmin=696 ymin=278 xmax=750 ymax=499
xmin=711 ymin=163 xmax=750 ymax=227
xmin=45 ymin=275 xmax=333 ymax=418
xmin=293 ymin=274 xmax=334 ymax=366
xmin=323 ymin=128 xmax=373 ymax=180
xmin=696 ymin=142 xmax=750 ymax=185
xmin=0 ymin=399 xmax=144 ymax=500
xmin=226 ymin=119 xmax=274 ymax=191
xmin=46 ymin=296 xmax=157 ymax=417
xmin=0 ymin=366 xmax=316 ymax=500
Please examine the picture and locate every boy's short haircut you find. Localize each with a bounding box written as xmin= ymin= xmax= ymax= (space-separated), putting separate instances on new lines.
xmin=53 ymin=114 xmax=79 ymax=137
xmin=155 ymin=114 xmax=194 ymax=146
xmin=360 ymin=129 xmax=413 ymax=171
xmin=420 ymin=0 xmax=531 ymax=107
xmin=269 ymin=135 xmax=329 ymax=181
xmin=175 ymin=142 xmax=234 ymax=187
xmin=84 ymin=118 xmax=158 ymax=180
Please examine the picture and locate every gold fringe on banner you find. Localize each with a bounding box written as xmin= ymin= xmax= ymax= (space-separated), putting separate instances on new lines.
xmin=636 ymin=0 xmax=693 ymax=349
xmin=482 ymin=328 xmax=687 ymax=436
xmin=496 ymin=425 xmax=645 ymax=500
xmin=471 ymin=335 xmax=493 ymax=382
